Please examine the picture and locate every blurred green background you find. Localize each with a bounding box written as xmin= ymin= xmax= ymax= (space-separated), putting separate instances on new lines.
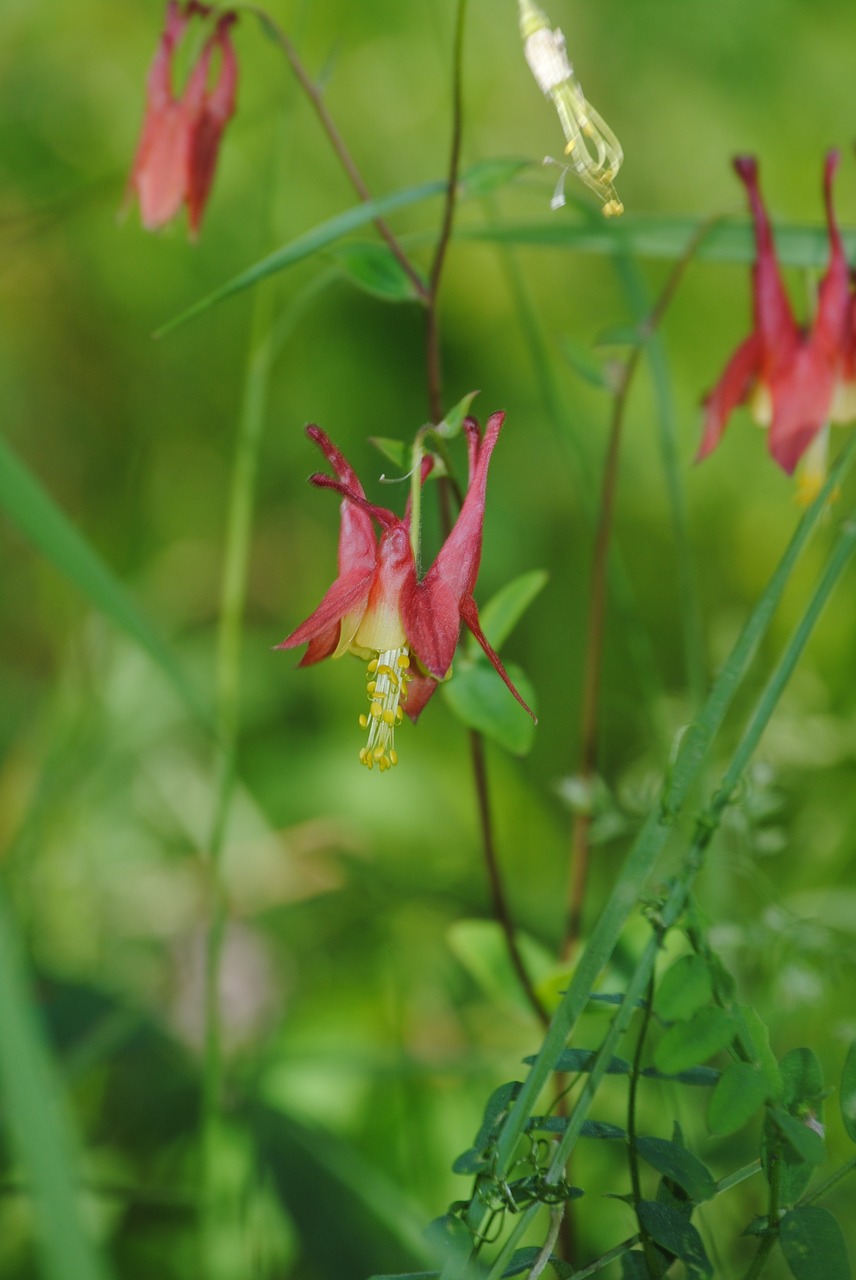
xmin=3 ymin=0 xmax=856 ymax=1276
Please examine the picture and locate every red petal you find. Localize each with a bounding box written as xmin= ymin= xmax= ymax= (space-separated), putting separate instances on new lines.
xmin=186 ymin=16 xmax=239 ymax=236
xmin=400 ymin=573 xmax=461 ymax=678
xmin=277 ymin=569 xmax=372 ymax=651
xmin=734 ymin=156 xmax=797 ymax=361
xmin=422 ymin=411 xmax=504 ymax=605
xmin=306 ymin=426 xmax=376 ymax=577
xmin=402 ymin=671 xmax=438 ymax=722
xmin=697 ymin=334 xmax=762 ymax=461
xmin=767 ymin=344 xmax=837 ymax=474
xmin=813 ymin=150 xmax=850 ymax=363
xmin=459 ymin=595 xmax=537 ymax=722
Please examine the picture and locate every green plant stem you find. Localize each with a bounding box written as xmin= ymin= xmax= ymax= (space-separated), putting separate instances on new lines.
xmin=444 ymin=489 xmax=856 ymax=1279
xmin=562 ymin=219 xmax=719 ymax=961
xmin=627 ymin=975 xmax=660 ymax=1277
xmin=741 ymin=1134 xmax=781 ymax=1280
xmin=801 ymin=1154 xmax=856 ymax=1206
xmin=425 ymin=0 xmax=468 ymax=422
xmin=200 ymin=279 xmax=275 ymax=1272
xmin=241 ymin=5 xmax=429 ymax=304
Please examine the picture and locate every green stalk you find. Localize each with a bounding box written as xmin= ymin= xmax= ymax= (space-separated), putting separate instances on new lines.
xmin=440 ymin=446 xmax=856 ymax=1276
xmin=200 ymin=276 xmax=275 ymax=1274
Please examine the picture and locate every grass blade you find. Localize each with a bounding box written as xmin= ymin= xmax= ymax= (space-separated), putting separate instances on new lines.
xmin=0 ymin=884 xmax=113 ymax=1280
xmin=0 ymin=435 xmax=212 ymax=728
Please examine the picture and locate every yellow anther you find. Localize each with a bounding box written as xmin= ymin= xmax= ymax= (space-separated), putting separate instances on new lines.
xmin=358 ymin=645 xmax=411 ymax=774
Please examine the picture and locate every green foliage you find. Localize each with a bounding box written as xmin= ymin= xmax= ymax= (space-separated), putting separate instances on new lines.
xmin=780 ymin=1206 xmax=851 ymax=1280
xmin=708 ymin=1062 xmax=769 ymax=1135
xmin=332 ymin=242 xmax=424 ymax=301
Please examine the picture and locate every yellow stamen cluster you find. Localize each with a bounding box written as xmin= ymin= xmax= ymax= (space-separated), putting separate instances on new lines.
xmin=358 ymin=647 xmax=411 ymax=772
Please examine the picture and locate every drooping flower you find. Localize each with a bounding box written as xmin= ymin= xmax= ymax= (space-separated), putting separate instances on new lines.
xmin=278 ymin=416 xmax=536 ymax=771
xmin=697 ymin=152 xmax=850 ymax=487
xmin=127 ymin=1 xmax=238 ymax=238
xmin=518 ymin=0 xmax=623 ymax=217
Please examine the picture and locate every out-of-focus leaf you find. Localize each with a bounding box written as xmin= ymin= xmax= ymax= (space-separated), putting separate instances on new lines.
xmin=461 ymin=158 xmax=532 ymax=197
xmin=654 ymin=955 xmax=712 ymax=1022
xmin=840 ymin=1042 xmax=856 ymax=1143
xmin=156 ymin=178 xmax=446 ymax=334
xmin=447 ymin=919 xmax=553 ymax=1013
xmin=654 ymin=1007 xmax=735 ymax=1075
xmin=477 ymin=570 xmax=548 ymax=651
xmin=635 ymin=1137 xmax=716 ymax=1202
xmin=637 ymin=1201 xmax=712 ymax=1276
xmin=640 ymin=1065 xmax=720 ymax=1086
xmin=779 ymin=1206 xmax=851 ymax=1280
xmin=441 ymin=657 xmax=537 ymax=754
xmin=460 ymin=215 xmax=856 ymax=268
xmin=561 ymin=335 xmax=611 ymax=389
xmin=0 ymin=435 xmax=211 ymax=728
xmin=708 ymin=1063 xmax=768 ymax=1135
xmin=331 ymin=241 xmax=422 ymax=301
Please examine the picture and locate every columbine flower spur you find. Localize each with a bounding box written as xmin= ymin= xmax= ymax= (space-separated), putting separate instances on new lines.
xmin=698 ymin=152 xmax=856 ymax=499
xmin=278 ymin=416 xmax=536 ymax=772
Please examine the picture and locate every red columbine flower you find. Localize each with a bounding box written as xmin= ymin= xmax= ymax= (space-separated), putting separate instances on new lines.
xmin=278 ymin=415 xmax=536 ymax=772
xmin=128 ymin=1 xmax=238 ymax=238
xmin=697 ymin=152 xmax=850 ymax=484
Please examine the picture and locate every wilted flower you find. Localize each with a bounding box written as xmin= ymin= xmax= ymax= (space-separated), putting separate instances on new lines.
xmin=127 ymin=1 xmax=238 ymax=238
xmin=518 ymin=0 xmax=623 ymax=216
xmin=697 ymin=153 xmax=852 ymax=497
xmin=278 ymin=416 xmax=536 ymax=772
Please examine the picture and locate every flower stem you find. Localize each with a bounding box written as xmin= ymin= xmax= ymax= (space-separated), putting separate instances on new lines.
xmin=425 ymin=0 xmax=468 ymax=423
xmin=200 ymin=274 xmax=275 ymax=1275
xmin=469 ymin=731 xmax=549 ymax=1025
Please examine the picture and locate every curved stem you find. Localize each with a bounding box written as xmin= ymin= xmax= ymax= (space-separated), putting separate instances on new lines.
xmin=242 ymin=5 xmax=429 ymax=303
xmin=561 ymin=218 xmax=720 ymax=961
xmin=627 ymin=975 xmax=660 ymax=1277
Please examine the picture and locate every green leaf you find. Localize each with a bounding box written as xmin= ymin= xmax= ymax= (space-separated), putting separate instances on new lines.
xmin=434 ymin=389 xmax=480 ymax=438
xmin=771 ymin=1108 xmax=826 ymax=1165
xmin=707 ymin=1063 xmax=769 ymax=1135
xmin=369 ymin=436 xmax=408 ymax=469
xmin=637 ymin=1201 xmax=712 ymax=1276
xmin=640 ymin=1065 xmax=720 ymax=1086
xmin=840 ymin=1042 xmax=856 ymax=1143
xmin=561 ymin=335 xmax=611 ymax=389
xmin=459 ymin=214 xmax=856 ymax=269
xmin=780 ymin=1206 xmax=851 ymax=1280
xmin=735 ymin=1006 xmax=783 ymax=1099
xmin=0 ymin=436 xmax=212 ymax=728
xmin=461 ymin=157 xmax=532 ymax=197
xmin=523 ymin=1048 xmax=631 ymax=1075
xmin=635 ymin=1137 xmax=716 ymax=1202
xmin=156 ymin=178 xmax=446 ymax=335
xmin=331 ymin=241 xmax=422 ymax=301
xmin=654 ymin=1006 xmax=735 ymax=1075
xmin=441 ymin=657 xmax=537 ymax=755
xmin=780 ymin=1048 xmax=824 ymax=1112
xmin=477 ymin=570 xmax=548 ymax=652
xmin=654 ymin=955 xmax=713 ymax=1022
xmin=471 ymin=1080 xmax=522 ymax=1152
